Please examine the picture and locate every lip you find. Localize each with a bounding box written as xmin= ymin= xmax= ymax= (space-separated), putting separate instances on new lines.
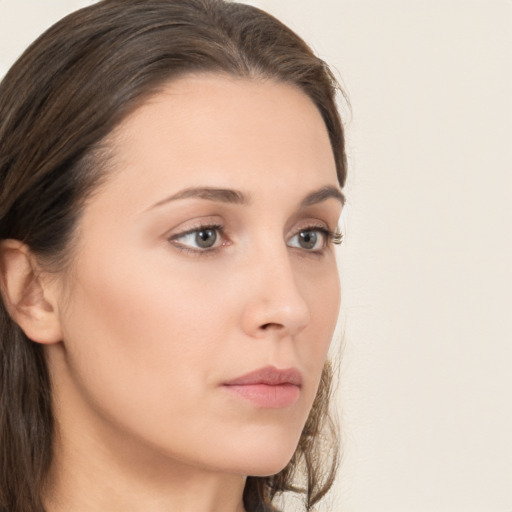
xmin=222 ymin=366 xmax=302 ymax=408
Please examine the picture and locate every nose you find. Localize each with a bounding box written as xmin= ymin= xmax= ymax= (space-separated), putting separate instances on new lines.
xmin=240 ymin=245 xmax=311 ymax=339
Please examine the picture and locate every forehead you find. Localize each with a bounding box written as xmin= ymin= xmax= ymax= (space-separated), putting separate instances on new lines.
xmin=95 ymin=73 xmax=338 ymax=212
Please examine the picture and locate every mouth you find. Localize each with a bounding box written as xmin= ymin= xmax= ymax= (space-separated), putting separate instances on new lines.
xmin=222 ymin=366 xmax=302 ymax=408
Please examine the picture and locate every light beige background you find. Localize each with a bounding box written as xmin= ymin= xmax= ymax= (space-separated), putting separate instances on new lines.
xmin=1 ymin=1 xmax=511 ymax=511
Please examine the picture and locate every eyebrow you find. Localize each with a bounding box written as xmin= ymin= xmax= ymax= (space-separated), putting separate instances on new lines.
xmin=148 ymin=184 xmax=344 ymax=210
xmin=300 ymin=186 xmax=345 ymax=207
xmin=148 ymin=187 xmax=248 ymax=210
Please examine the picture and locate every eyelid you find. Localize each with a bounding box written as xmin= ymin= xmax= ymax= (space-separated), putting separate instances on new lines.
xmin=168 ymin=223 xmax=222 ymax=240
xmin=288 ymin=219 xmax=342 ymax=243
xmin=286 ymin=222 xmax=343 ymax=253
xmin=164 ymin=215 xmax=223 ymax=240
xmin=166 ymin=220 xmax=230 ymax=255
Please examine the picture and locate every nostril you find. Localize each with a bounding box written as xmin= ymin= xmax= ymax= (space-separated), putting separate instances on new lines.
xmin=260 ymin=322 xmax=282 ymax=331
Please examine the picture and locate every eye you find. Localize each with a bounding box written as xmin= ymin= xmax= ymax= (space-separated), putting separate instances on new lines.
xmin=288 ymin=228 xmax=329 ymax=251
xmin=191 ymin=227 xmax=218 ymax=248
xmin=169 ymin=224 xmax=225 ymax=252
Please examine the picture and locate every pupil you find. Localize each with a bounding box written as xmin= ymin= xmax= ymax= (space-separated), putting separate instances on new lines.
xmin=299 ymin=231 xmax=317 ymax=249
xmin=195 ymin=229 xmax=217 ymax=248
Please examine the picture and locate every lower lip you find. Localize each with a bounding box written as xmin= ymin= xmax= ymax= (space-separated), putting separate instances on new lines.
xmin=223 ymin=384 xmax=300 ymax=408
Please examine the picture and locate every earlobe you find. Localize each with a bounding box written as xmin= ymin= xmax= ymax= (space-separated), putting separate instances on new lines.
xmin=0 ymin=239 xmax=63 ymax=344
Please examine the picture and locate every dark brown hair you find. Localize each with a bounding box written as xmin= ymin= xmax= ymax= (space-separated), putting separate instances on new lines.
xmin=0 ymin=1 xmax=347 ymax=510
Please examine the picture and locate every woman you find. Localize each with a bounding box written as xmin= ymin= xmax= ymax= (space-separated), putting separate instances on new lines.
xmin=0 ymin=1 xmax=347 ymax=511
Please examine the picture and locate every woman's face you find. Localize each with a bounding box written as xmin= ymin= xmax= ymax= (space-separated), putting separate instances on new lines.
xmin=49 ymin=74 xmax=342 ymax=477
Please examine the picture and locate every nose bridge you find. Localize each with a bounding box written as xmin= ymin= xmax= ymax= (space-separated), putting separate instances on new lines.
xmin=242 ymin=236 xmax=310 ymax=337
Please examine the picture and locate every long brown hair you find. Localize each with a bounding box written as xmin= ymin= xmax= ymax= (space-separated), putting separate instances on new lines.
xmin=0 ymin=1 xmax=347 ymax=510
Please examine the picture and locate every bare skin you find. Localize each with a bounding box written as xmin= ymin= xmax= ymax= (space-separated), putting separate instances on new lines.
xmin=1 ymin=74 xmax=342 ymax=512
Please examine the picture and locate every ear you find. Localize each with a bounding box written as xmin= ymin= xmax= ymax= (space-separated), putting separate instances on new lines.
xmin=0 ymin=239 xmax=63 ymax=344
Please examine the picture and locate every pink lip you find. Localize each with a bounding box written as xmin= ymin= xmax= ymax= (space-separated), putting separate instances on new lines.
xmin=223 ymin=366 xmax=302 ymax=408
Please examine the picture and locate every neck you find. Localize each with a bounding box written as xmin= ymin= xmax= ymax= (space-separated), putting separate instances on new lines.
xmin=44 ymin=426 xmax=247 ymax=512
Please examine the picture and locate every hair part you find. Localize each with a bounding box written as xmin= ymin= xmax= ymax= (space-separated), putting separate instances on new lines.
xmin=0 ymin=1 xmax=347 ymax=510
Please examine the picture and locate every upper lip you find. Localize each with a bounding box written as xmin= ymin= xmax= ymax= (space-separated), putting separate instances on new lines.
xmin=223 ymin=365 xmax=303 ymax=387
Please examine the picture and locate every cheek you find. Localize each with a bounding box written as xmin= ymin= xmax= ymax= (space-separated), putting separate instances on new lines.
xmin=66 ymin=256 xmax=223 ymax=366
xmin=292 ymin=259 xmax=340 ymax=404
xmin=299 ymin=258 xmax=340 ymax=352
xmin=57 ymin=249 xmax=233 ymax=429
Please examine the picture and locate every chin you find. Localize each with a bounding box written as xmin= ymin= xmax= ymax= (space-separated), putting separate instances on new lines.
xmin=216 ymin=428 xmax=303 ymax=478
xmin=229 ymin=455 xmax=297 ymax=478
xmin=246 ymin=457 xmax=296 ymax=478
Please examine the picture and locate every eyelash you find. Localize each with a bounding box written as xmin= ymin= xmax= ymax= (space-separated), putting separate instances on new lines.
xmin=168 ymin=223 xmax=343 ymax=256
xmin=168 ymin=223 xmax=226 ymax=256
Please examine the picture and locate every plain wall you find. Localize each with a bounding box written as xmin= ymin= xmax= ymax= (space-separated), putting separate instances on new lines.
xmin=1 ymin=1 xmax=511 ymax=511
